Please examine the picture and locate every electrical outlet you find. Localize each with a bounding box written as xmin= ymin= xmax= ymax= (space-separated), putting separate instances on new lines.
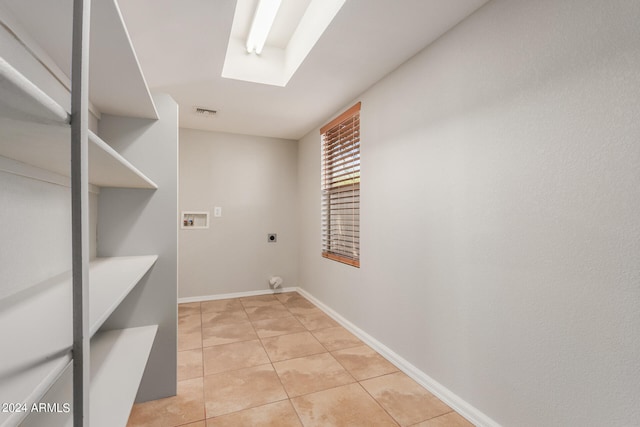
xmin=214 ymin=206 xmax=222 ymax=217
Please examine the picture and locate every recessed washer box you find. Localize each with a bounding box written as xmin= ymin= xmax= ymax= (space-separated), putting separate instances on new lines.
xmin=181 ymin=211 xmax=209 ymax=229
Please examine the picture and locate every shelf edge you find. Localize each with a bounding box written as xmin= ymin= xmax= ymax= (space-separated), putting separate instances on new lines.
xmin=0 ymin=354 xmax=72 ymax=427
xmin=0 ymin=57 xmax=69 ymax=125
xmin=88 ymin=130 xmax=158 ymax=189
xmin=87 ymin=326 xmax=158 ymax=427
xmin=89 ymin=255 xmax=159 ymax=336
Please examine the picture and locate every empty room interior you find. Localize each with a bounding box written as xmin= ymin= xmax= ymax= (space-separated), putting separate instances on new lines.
xmin=0 ymin=0 xmax=638 ymax=426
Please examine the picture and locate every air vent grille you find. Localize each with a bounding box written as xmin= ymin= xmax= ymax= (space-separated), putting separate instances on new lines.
xmin=194 ymin=107 xmax=217 ymax=117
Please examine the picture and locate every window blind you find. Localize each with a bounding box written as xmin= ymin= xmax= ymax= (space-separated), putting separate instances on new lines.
xmin=320 ymin=102 xmax=360 ymax=268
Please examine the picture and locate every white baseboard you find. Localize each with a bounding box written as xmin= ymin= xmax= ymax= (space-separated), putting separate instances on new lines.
xmin=296 ymin=287 xmax=500 ymax=427
xmin=178 ymin=286 xmax=297 ymax=304
xmin=177 ymin=285 xmax=498 ymax=426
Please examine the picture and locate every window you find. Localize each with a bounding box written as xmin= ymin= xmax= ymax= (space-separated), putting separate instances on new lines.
xmin=321 ymin=102 xmax=361 ymax=267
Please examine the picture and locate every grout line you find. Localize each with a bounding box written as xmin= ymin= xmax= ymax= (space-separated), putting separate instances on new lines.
xmin=288 ymin=399 xmax=306 ymax=426
xmin=286 ymin=379 xmax=358 ymax=401
xmin=356 ymin=380 xmax=402 ymax=426
xmin=407 ymin=410 xmax=460 ymax=427
xmin=201 ymin=362 xmax=274 ymax=380
xmin=180 ymin=296 xmax=413 ymax=426
xmin=274 ymin=291 xmax=307 ymax=425
xmin=198 ymin=302 xmax=206 ymax=422
xmin=204 ymin=398 xmax=293 ymax=423
xmin=243 ymin=297 xmax=294 ymax=403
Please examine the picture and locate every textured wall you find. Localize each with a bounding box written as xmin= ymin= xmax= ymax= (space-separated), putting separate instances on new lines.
xmin=178 ymin=128 xmax=299 ymax=298
xmin=297 ymin=0 xmax=640 ymax=425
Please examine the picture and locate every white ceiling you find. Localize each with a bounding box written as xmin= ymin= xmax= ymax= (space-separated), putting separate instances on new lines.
xmin=118 ymin=0 xmax=489 ymax=141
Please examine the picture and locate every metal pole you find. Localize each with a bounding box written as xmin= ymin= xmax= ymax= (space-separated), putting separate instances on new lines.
xmin=71 ymin=0 xmax=90 ymax=425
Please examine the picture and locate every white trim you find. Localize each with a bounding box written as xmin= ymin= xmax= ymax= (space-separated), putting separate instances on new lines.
xmin=0 ymin=155 xmax=100 ymax=194
xmin=296 ymin=287 xmax=501 ymax=427
xmin=178 ymin=286 xmax=298 ymax=304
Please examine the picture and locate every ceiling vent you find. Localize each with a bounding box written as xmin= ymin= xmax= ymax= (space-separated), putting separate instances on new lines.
xmin=194 ymin=107 xmax=217 ymax=117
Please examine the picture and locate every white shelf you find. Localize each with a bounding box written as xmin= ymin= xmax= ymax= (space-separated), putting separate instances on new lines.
xmin=0 ymin=121 xmax=158 ymax=189
xmin=0 ymin=353 xmax=71 ymax=427
xmin=0 ymin=0 xmax=158 ymax=119
xmin=0 ymin=256 xmax=157 ymax=427
xmin=88 ymin=256 xmax=158 ymax=335
xmin=0 ymin=58 xmax=157 ymax=188
xmin=2 ymin=2 xmax=169 ymax=424
xmin=85 ymin=326 xmax=158 ymax=427
xmin=20 ymin=326 xmax=158 ymax=427
xmin=0 ymin=57 xmax=69 ymax=125
xmin=87 ymin=130 xmax=158 ymax=189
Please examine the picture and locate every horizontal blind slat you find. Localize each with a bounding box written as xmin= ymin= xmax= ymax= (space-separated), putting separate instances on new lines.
xmin=321 ymin=102 xmax=361 ymax=268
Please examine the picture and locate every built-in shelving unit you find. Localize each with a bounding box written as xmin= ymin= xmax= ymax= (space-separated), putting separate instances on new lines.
xmin=83 ymin=326 xmax=158 ymax=427
xmin=0 ymin=58 xmax=69 ymax=125
xmin=0 ymin=0 xmax=158 ymax=119
xmin=0 ymin=60 xmax=156 ymax=189
xmin=0 ymin=0 xmax=173 ymax=425
xmin=0 ymin=257 xmax=157 ymax=427
xmin=20 ymin=326 xmax=158 ymax=427
xmin=88 ymin=256 xmax=158 ymax=334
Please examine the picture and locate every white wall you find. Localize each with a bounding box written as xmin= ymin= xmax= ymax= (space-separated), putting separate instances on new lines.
xmin=0 ymin=171 xmax=65 ymax=296
xmin=297 ymin=0 xmax=640 ymax=425
xmin=179 ymin=129 xmax=298 ymax=298
xmin=0 ymin=17 xmax=99 ymax=298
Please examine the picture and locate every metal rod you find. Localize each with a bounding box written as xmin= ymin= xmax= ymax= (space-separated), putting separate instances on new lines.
xmin=71 ymin=0 xmax=91 ymax=425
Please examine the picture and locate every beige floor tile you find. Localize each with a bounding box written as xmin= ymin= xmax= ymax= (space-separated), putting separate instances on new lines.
xmin=202 ymin=321 xmax=257 ymax=347
xmin=179 ymin=314 xmax=203 ymax=351
xmin=285 ymin=306 xmax=319 ymax=316
xmin=178 ymin=348 xmax=203 ymax=380
xmin=283 ymin=295 xmax=313 ymax=305
xmin=206 ymin=400 xmax=302 ymax=427
xmin=127 ymin=377 xmax=205 ymax=427
xmin=179 ymin=313 xmax=202 ymax=331
xmin=202 ymin=309 xmax=249 ymax=326
xmin=182 ymin=422 xmax=206 ymax=427
xmin=361 ymin=372 xmax=451 ymax=426
xmin=311 ymin=326 xmax=362 ymax=351
xmin=272 ymin=352 xmax=355 ymax=397
xmin=203 ymin=339 xmax=270 ymax=375
xmin=291 ymin=382 xmax=398 ymax=427
xmin=283 ymin=295 xmax=318 ymax=316
xmin=252 ymin=315 xmax=307 ymax=339
xmin=179 ymin=302 xmax=201 ymax=319
xmin=294 ymin=309 xmax=339 ymax=331
xmin=278 ymin=292 xmax=315 ymax=308
xmin=332 ymin=345 xmax=398 ymax=381
xmin=274 ymin=291 xmax=302 ymax=304
xmin=203 ymin=364 xmax=288 ymax=418
xmin=201 ymin=298 xmax=243 ymax=313
xmin=240 ymin=294 xmax=281 ymax=307
xmin=411 ymin=411 xmax=474 ymax=427
xmin=245 ymin=303 xmax=291 ymax=321
xmin=261 ymin=331 xmax=326 ymax=362
xmin=179 ymin=330 xmax=203 ymax=351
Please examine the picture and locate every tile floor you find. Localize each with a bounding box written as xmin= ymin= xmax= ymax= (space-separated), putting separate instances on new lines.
xmin=127 ymin=292 xmax=474 ymax=427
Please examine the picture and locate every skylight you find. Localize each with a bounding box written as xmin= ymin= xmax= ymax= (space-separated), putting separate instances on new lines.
xmin=222 ymin=0 xmax=346 ymax=87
